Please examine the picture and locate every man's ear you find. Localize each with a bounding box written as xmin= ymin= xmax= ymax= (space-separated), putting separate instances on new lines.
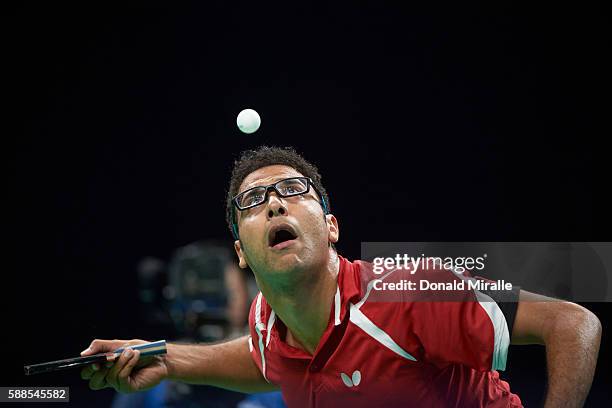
xmin=326 ymin=214 xmax=339 ymax=244
xmin=233 ymin=240 xmax=248 ymax=269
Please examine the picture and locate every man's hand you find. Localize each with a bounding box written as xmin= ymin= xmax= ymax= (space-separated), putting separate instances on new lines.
xmin=80 ymin=336 xmax=277 ymax=394
xmin=80 ymin=339 xmax=168 ymax=393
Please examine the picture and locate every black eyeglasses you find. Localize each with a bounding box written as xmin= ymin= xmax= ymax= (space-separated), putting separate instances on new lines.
xmin=232 ymin=177 xmax=323 ymax=211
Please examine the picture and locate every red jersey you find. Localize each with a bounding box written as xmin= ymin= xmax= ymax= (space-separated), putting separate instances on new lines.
xmin=247 ymin=256 xmax=522 ymax=407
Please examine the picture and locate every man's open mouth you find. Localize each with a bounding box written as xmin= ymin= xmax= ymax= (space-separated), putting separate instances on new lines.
xmin=268 ymin=224 xmax=298 ymax=249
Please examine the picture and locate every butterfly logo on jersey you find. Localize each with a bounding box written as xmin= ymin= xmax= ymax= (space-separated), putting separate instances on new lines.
xmin=340 ymin=370 xmax=362 ymax=387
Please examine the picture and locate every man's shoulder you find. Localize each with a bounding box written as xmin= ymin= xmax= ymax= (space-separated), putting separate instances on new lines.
xmin=338 ymin=256 xmax=376 ymax=297
xmin=339 ymin=255 xmax=377 ymax=278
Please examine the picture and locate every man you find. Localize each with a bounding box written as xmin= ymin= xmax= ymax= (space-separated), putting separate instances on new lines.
xmin=81 ymin=146 xmax=602 ymax=407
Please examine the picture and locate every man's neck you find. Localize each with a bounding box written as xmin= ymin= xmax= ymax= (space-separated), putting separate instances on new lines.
xmin=259 ymin=250 xmax=340 ymax=355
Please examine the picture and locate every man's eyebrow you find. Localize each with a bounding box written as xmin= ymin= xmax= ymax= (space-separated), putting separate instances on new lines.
xmin=242 ymin=176 xmax=298 ymax=191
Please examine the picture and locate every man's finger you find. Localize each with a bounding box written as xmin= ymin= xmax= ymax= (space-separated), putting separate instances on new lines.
xmin=80 ymin=363 xmax=100 ymax=380
xmin=88 ymin=368 xmax=110 ymax=390
xmin=81 ymin=339 xmax=122 ymax=356
xmin=117 ymin=350 xmax=140 ymax=392
xmin=106 ymin=349 xmax=134 ymax=390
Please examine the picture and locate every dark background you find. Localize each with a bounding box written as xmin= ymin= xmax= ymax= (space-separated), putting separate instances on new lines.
xmin=5 ymin=1 xmax=611 ymax=406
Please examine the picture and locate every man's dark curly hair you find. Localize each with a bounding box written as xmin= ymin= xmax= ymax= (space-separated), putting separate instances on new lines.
xmin=225 ymin=146 xmax=331 ymax=236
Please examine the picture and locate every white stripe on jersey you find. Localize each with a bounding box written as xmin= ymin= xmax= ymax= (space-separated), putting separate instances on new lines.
xmin=266 ymin=310 xmax=276 ymax=347
xmin=349 ymin=267 xmax=417 ymax=361
xmin=254 ymin=292 xmax=269 ymax=382
xmin=449 ymin=268 xmax=510 ymax=371
xmin=349 ymin=302 xmax=417 ymax=361
xmin=334 ymin=286 xmax=341 ymax=325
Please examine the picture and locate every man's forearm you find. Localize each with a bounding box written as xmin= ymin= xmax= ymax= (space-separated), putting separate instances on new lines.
xmin=543 ymin=303 xmax=602 ymax=407
xmin=165 ymin=336 xmax=279 ymax=393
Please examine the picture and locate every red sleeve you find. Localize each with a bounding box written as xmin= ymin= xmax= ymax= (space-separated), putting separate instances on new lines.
xmin=410 ymin=269 xmax=512 ymax=372
xmin=412 ymin=300 xmax=503 ymax=372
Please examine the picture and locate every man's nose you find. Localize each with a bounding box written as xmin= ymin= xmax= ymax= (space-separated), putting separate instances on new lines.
xmin=266 ymin=192 xmax=288 ymax=219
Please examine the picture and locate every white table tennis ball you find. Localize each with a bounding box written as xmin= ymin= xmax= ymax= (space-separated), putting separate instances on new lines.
xmin=236 ymin=108 xmax=261 ymax=134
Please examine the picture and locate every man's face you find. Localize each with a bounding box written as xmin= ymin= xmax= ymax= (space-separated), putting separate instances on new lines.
xmin=233 ymin=165 xmax=339 ymax=279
